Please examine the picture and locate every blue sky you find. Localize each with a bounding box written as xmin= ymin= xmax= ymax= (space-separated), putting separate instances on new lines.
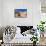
xmin=15 ymin=9 xmax=27 ymax=12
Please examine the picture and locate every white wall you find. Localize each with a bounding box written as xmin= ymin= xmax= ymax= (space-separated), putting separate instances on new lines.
xmin=0 ymin=0 xmax=4 ymax=26
xmin=0 ymin=0 xmax=2 ymax=26
xmin=0 ymin=0 xmax=41 ymax=27
xmin=32 ymin=0 xmax=41 ymax=27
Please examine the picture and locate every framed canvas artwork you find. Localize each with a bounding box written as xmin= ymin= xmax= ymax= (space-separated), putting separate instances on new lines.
xmin=14 ymin=9 xmax=27 ymax=18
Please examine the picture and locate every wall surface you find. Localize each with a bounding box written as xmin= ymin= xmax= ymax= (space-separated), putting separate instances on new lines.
xmin=32 ymin=0 xmax=41 ymax=27
xmin=0 ymin=0 xmax=2 ymax=26
xmin=0 ymin=0 xmax=41 ymax=27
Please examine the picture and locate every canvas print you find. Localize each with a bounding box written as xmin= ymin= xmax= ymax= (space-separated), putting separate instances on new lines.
xmin=14 ymin=9 xmax=27 ymax=18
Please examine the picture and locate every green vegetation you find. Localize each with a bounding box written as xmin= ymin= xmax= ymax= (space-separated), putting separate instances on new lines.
xmin=37 ymin=21 xmax=45 ymax=32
